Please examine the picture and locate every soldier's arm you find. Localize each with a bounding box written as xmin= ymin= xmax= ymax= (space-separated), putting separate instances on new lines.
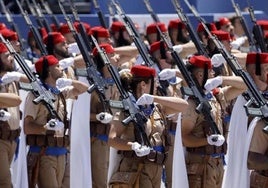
xmin=0 ymin=93 xmax=21 ymax=107
xmin=24 ymin=115 xmax=46 ymax=135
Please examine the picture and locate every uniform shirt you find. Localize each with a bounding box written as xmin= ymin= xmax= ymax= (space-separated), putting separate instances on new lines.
xmin=24 ymin=86 xmax=75 ymax=132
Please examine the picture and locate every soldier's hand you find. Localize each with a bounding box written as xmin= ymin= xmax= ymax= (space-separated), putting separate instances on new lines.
xmin=0 ymin=109 xmax=11 ymax=121
xmin=204 ymin=76 xmax=223 ymax=92
xmin=56 ymin=78 xmax=73 ymax=89
xmin=59 ymin=57 xmax=75 ymax=69
xmin=158 ymin=69 xmax=177 ymax=80
xmin=45 ymin=119 xmax=64 ymax=131
xmin=68 ymin=42 xmax=81 ymax=55
xmin=207 ymin=134 xmax=225 ymax=146
xmin=96 ymin=112 xmax=113 ymax=124
xmin=211 ymin=53 xmax=225 ymax=68
xmin=1 ymin=71 xmax=23 ymax=85
xmin=131 ymin=142 xmax=151 ymax=157
xmin=136 ymin=94 xmax=154 ymax=105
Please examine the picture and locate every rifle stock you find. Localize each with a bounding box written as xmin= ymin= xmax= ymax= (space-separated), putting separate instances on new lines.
xmin=92 ymin=0 xmax=108 ymax=28
xmin=173 ymin=0 xmax=209 ymax=56
xmin=92 ymin=35 xmax=151 ymax=147
xmin=16 ymin=0 xmax=48 ymax=56
xmin=231 ymin=0 xmax=256 ymax=51
xmin=247 ymin=5 xmax=268 ymax=52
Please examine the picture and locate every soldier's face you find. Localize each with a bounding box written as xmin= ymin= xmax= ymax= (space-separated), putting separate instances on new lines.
xmin=0 ymin=52 xmax=15 ymax=72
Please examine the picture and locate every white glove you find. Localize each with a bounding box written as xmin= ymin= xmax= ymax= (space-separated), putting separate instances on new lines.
xmin=173 ymin=44 xmax=183 ymax=53
xmin=207 ymin=134 xmax=225 ymax=146
xmin=59 ymin=57 xmax=74 ymax=69
xmin=230 ymin=36 xmax=247 ymax=49
xmin=68 ymin=42 xmax=81 ymax=55
xmin=211 ymin=54 xmax=226 ymax=68
xmin=204 ymin=76 xmax=223 ymax=92
xmin=131 ymin=142 xmax=151 ymax=157
xmin=0 ymin=109 xmax=11 ymax=121
xmin=96 ymin=112 xmax=113 ymax=124
xmin=45 ymin=119 xmax=64 ymax=131
xmin=158 ymin=69 xmax=177 ymax=80
xmin=1 ymin=71 xmax=23 ymax=85
xmin=56 ymin=78 xmax=72 ymax=89
xmin=136 ymin=94 xmax=154 ymax=105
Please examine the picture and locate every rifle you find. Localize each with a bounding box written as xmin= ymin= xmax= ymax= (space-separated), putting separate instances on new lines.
xmin=40 ymin=0 xmax=61 ymax=30
xmin=68 ymin=1 xmax=93 ymax=52
xmin=156 ymin=22 xmax=221 ymax=135
xmin=174 ymin=0 xmax=209 ymax=56
xmin=0 ymin=34 xmax=59 ymax=120
xmin=143 ymin=0 xmax=160 ymax=23
xmin=186 ymin=0 xmax=268 ymax=126
xmin=247 ymin=1 xmax=267 ymax=52
xmin=32 ymin=0 xmax=52 ymax=33
xmin=107 ymin=1 xmax=118 ymax=22
xmin=92 ymin=35 xmax=151 ymax=146
xmin=59 ymin=1 xmax=110 ymax=113
xmin=92 ymin=0 xmax=108 ymax=28
xmin=111 ymin=0 xmax=169 ymax=96
xmin=16 ymin=0 xmax=48 ymax=56
xmin=231 ymin=0 xmax=257 ymax=52
xmin=25 ymin=0 xmax=37 ymax=16
xmin=0 ymin=0 xmax=26 ymax=51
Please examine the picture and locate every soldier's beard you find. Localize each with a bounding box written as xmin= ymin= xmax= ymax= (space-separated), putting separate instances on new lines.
xmin=54 ymin=48 xmax=70 ymax=59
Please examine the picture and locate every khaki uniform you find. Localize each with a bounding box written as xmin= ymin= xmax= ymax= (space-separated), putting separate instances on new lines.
xmin=24 ymin=87 xmax=74 ymax=188
xmin=110 ymin=103 xmax=170 ymax=188
xmin=184 ymin=89 xmax=229 ymax=188
xmin=249 ymin=120 xmax=268 ymax=188
xmin=0 ymin=83 xmax=21 ymax=188
xmin=90 ymin=90 xmax=110 ymax=188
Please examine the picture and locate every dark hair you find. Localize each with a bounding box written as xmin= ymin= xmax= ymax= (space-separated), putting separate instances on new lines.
xmin=39 ymin=57 xmax=49 ymax=81
xmin=46 ymin=33 xmax=54 ymax=55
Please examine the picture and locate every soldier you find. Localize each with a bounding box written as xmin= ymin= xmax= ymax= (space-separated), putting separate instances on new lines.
xmin=0 ymin=42 xmax=28 ymax=188
xmin=146 ymin=22 xmax=168 ymax=45
xmin=108 ymin=65 xmax=188 ymax=187
xmin=247 ymin=52 xmax=268 ymax=188
xmin=23 ymin=55 xmax=89 ymax=188
xmin=90 ymin=43 xmax=120 ymax=188
xmin=181 ymin=55 xmax=247 ymax=188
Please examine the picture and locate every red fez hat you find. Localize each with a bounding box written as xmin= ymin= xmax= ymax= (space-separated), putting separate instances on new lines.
xmin=28 ymin=27 xmax=48 ymax=39
xmin=35 ymin=55 xmax=59 ymax=74
xmin=246 ymin=52 xmax=268 ymax=65
xmin=110 ymin=21 xmax=125 ymax=32
xmin=74 ymin=21 xmax=91 ymax=34
xmin=149 ymin=41 xmax=167 ymax=53
xmin=59 ymin=23 xmax=71 ymax=35
xmin=0 ymin=42 xmax=8 ymax=54
xmin=257 ymin=20 xmax=268 ymax=30
xmin=131 ymin=65 xmax=156 ymax=78
xmin=168 ymin=19 xmax=186 ymax=29
xmin=50 ymin=23 xmax=58 ymax=32
xmin=197 ymin=22 xmax=217 ymax=32
xmin=218 ymin=17 xmax=231 ymax=27
xmin=90 ymin=26 xmax=110 ymax=38
xmin=0 ymin=23 xmax=7 ymax=30
xmin=189 ymin=55 xmax=212 ymax=69
xmin=146 ymin=22 xmax=167 ymax=35
xmin=92 ymin=43 xmax=115 ymax=56
xmin=0 ymin=29 xmax=18 ymax=41
xmin=43 ymin=32 xmax=66 ymax=45
xmin=211 ymin=30 xmax=231 ymax=41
